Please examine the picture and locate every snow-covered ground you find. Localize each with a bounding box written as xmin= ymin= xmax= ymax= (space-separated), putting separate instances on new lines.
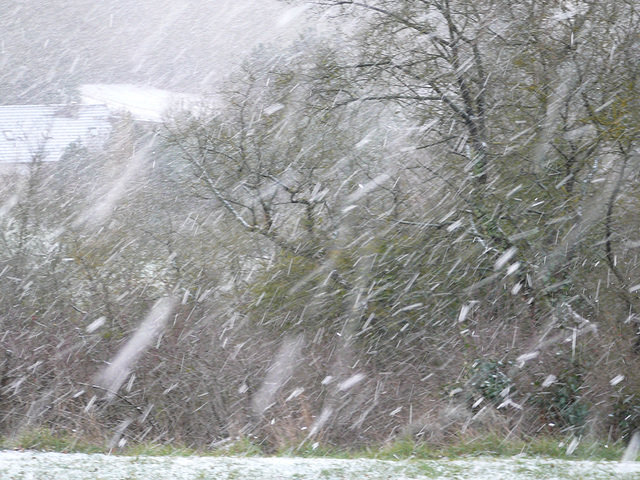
xmin=0 ymin=451 xmax=639 ymax=479
xmin=81 ymin=84 xmax=210 ymax=122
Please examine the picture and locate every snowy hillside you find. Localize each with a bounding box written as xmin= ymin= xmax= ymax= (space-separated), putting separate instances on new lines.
xmin=81 ymin=84 xmax=207 ymax=122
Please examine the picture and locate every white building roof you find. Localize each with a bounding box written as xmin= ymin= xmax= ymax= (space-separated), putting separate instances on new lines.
xmin=0 ymin=104 xmax=111 ymax=164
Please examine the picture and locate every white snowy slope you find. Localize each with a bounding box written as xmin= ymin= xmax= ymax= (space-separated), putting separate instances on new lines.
xmin=80 ymin=84 xmax=205 ymax=122
xmin=0 ymin=451 xmax=639 ymax=480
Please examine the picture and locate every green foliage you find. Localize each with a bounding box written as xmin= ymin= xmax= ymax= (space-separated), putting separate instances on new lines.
xmin=247 ymin=252 xmax=343 ymax=332
xmin=468 ymin=359 xmax=514 ymax=404
xmin=553 ymin=380 xmax=590 ymax=432
xmin=124 ymin=443 xmax=197 ymax=457
xmin=378 ymin=438 xmax=435 ymax=459
xmin=209 ymin=437 xmax=264 ymax=457
xmin=612 ymin=391 xmax=640 ymax=441
xmin=279 ymin=441 xmax=347 ymax=458
xmin=3 ymin=428 xmax=103 ymax=454
xmin=531 ymin=372 xmax=590 ymax=432
xmin=379 ymin=435 xmax=626 ymax=461
xmin=1 ymin=429 xmax=630 ymax=461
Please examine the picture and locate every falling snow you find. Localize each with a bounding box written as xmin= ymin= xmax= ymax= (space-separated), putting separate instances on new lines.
xmin=1 ymin=0 xmax=640 ymax=469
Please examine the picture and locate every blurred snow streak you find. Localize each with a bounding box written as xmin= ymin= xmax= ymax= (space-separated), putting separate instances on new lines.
xmin=97 ymin=296 xmax=178 ymax=399
xmin=252 ymin=334 xmax=305 ymax=416
xmin=72 ymin=136 xmax=156 ymax=229
xmin=622 ymin=431 xmax=640 ymax=462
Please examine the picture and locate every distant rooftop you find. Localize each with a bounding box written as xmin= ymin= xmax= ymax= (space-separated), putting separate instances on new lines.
xmin=0 ymin=104 xmax=111 ymax=165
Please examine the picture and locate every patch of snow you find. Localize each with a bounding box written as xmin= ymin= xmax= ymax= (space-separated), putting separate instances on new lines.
xmin=1 ymin=451 xmax=640 ymax=479
xmin=81 ymin=84 xmax=207 ymax=122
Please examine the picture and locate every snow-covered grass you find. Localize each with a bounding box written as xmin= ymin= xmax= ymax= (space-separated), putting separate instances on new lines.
xmin=0 ymin=451 xmax=639 ymax=479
